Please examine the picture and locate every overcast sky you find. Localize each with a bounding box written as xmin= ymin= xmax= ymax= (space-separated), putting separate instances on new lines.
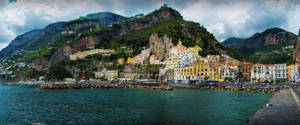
xmin=0 ymin=0 xmax=299 ymax=50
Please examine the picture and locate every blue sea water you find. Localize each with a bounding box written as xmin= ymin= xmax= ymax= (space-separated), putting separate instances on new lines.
xmin=0 ymin=85 xmax=272 ymax=125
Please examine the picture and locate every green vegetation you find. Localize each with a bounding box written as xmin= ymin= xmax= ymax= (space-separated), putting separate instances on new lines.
xmin=46 ymin=63 xmax=73 ymax=81
xmin=248 ymin=42 xmax=295 ymax=64
xmin=22 ymin=68 xmax=46 ymax=81
xmin=22 ymin=33 xmax=77 ymax=62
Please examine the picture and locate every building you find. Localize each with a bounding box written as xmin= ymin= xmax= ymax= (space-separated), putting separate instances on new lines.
xmin=287 ymin=65 xmax=299 ymax=82
xmin=220 ymin=64 xmax=239 ymax=81
xmin=134 ymin=48 xmax=150 ymax=64
xmin=174 ymin=62 xmax=218 ymax=82
xmin=240 ymin=62 xmax=253 ymax=81
xmin=69 ymin=49 xmax=115 ymax=60
xmin=207 ymin=55 xmax=220 ymax=68
xmin=95 ymin=68 xmax=118 ymax=81
xmin=251 ymin=64 xmax=267 ymax=82
xmin=266 ymin=64 xmax=287 ymax=81
xmin=127 ymin=57 xmax=136 ymax=64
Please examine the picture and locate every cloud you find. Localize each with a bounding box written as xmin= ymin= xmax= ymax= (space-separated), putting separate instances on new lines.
xmin=180 ymin=0 xmax=300 ymax=41
xmin=0 ymin=0 xmax=299 ymax=50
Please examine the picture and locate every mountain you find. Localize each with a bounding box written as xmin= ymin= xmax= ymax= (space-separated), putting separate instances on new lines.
xmin=0 ymin=29 xmax=41 ymax=58
xmin=222 ymin=27 xmax=297 ymax=64
xmin=64 ymin=12 xmax=143 ymax=33
xmin=0 ymin=11 xmax=135 ymax=64
xmin=43 ymin=5 xmax=244 ymax=66
xmin=0 ymin=5 xmax=248 ymax=81
xmin=221 ymin=37 xmax=245 ymax=50
xmin=24 ymin=22 xmax=67 ymax=51
xmin=0 ymin=5 xmax=245 ymax=71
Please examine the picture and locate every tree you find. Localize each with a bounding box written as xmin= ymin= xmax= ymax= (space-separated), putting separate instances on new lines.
xmin=46 ymin=63 xmax=73 ymax=81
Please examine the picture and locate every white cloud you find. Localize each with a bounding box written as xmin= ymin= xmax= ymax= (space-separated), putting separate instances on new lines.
xmin=0 ymin=0 xmax=106 ymax=50
xmin=180 ymin=0 xmax=299 ymax=41
xmin=287 ymin=3 xmax=300 ymax=35
xmin=180 ymin=0 xmax=256 ymax=41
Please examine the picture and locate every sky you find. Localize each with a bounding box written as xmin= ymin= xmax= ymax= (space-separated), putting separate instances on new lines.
xmin=0 ymin=0 xmax=299 ymax=50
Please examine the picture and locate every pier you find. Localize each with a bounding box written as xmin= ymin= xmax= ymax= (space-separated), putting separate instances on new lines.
xmin=249 ymin=88 xmax=300 ymax=125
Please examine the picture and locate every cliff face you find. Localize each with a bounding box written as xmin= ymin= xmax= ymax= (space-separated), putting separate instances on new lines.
xmin=149 ymin=34 xmax=174 ymax=60
xmin=294 ymin=29 xmax=300 ymax=64
xmin=0 ymin=29 xmax=41 ymax=58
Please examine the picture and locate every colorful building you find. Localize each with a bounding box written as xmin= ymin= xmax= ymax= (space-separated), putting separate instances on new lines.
xmin=174 ymin=62 xmax=219 ymax=81
xmin=134 ymin=48 xmax=150 ymax=64
xmin=265 ymin=64 xmax=287 ymax=81
xmin=127 ymin=57 xmax=136 ymax=64
xmin=240 ymin=62 xmax=253 ymax=81
xmin=95 ymin=68 xmax=118 ymax=81
xmin=251 ymin=64 xmax=267 ymax=82
xmin=220 ymin=64 xmax=239 ymax=81
xmin=287 ymin=65 xmax=299 ymax=82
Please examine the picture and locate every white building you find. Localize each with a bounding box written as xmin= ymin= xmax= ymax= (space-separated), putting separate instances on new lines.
xmin=251 ymin=64 xmax=267 ymax=82
xmin=220 ymin=64 xmax=239 ymax=80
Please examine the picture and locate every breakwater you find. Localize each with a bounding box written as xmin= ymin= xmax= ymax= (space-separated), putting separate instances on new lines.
xmin=172 ymin=85 xmax=278 ymax=93
xmin=249 ymin=89 xmax=300 ymax=125
xmin=39 ymin=83 xmax=174 ymax=91
xmin=38 ymin=82 xmax=278 ymax=93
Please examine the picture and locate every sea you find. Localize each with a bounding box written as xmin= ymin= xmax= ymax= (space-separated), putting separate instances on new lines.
xmin=0 ymin=84 xmax=272 ymax=125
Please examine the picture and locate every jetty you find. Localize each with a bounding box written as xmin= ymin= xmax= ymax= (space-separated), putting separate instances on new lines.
xmin=249 ymin=88 xmax=300 ymax=125
xmin=38 ymin=83 xmax=173 ymax=91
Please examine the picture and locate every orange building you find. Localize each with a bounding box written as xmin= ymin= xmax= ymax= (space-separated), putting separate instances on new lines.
xmin=240 ymin=62 xmax=254 ymax=81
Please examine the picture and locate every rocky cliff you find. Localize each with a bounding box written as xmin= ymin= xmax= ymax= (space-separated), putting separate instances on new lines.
xmin=149 ymin=34 xmax=174 ymax=60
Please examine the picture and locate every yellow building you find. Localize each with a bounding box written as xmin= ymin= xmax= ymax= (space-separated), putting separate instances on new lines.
xmin=127 ymin=57 xmax=136 ymax=64
xmin=95 ymin=69 xmax=118 ymax=81
xmin=175 ymin=62 xmax=219 ymax=80
xmin=287 ymin=65 xmax=299 ymax=81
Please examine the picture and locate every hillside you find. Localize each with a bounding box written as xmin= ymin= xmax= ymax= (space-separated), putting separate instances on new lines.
xmin=44 ymin=5 xmax=245 ymax=66
xmin=222 ymin=28 xmax=297 ymax=64
xmin=0 ymin=11 xmax=135 ymax=64
xmin=0 ymin=29 xmax=41 ymax=58
xmin=0 ymin=5 xmax=246 ymax=76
